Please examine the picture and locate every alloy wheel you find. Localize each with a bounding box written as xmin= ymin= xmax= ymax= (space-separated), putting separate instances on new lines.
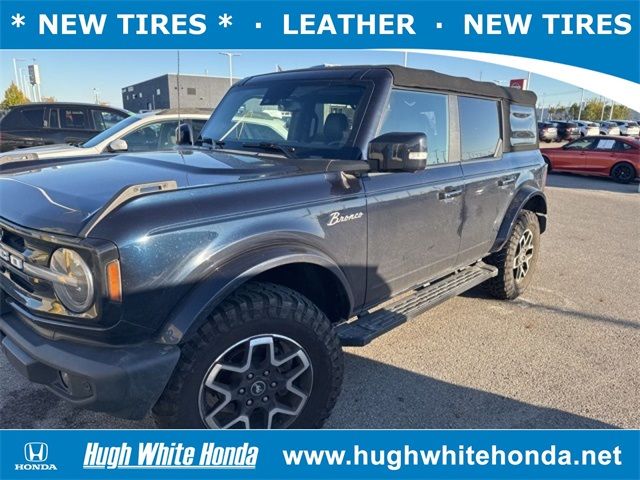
xmin=513 ymin=229 xmax=534 ymax=282
xmin=198 ymin=335 xmax=313 ymax=429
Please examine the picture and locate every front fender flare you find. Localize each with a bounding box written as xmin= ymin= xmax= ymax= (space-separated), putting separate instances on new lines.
xmin=491 ymin=186 xmax=547 ymax=252
xmin=157 ymin=245 xmax=354 ymax=345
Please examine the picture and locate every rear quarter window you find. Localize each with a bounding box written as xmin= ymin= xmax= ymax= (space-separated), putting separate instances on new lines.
xmin=510 ymin=104 xmax=537 ymax=146
xmin=458 ymin=97 xmax=501 ymax=160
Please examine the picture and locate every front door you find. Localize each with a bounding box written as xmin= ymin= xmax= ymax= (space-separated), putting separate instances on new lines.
xmin=363 ymin=89 xmax=464 ymax=306
xmin=552 ymin=137 xmax=596 ymax=172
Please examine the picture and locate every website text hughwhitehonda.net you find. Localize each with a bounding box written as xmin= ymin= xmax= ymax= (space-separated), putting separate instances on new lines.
xmin=282 ymin=444 xmax=623 ymax=471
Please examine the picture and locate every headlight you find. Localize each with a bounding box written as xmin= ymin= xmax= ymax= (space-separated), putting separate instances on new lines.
xmin=49 ymin=248 xmax=94 ymax=313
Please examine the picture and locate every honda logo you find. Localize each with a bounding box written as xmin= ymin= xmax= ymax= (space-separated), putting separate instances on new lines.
xmin=24 ymin=443 xmax=48 ymax=463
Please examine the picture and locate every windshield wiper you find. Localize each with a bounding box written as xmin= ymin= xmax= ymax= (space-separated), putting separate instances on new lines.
xmin=241 ymin=142 xmax=296 ymax=158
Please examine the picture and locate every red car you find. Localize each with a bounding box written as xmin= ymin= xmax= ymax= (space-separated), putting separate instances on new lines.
xmin=542 ymin=136 xmax=640 ymax=183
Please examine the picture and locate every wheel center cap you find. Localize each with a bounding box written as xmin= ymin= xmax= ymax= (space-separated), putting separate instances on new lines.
xmin=250 ymin=380 xmax=267 ymax=396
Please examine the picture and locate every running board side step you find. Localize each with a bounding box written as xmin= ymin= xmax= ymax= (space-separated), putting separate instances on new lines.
xmin=336 ymin=262 xmax=498 ymax=347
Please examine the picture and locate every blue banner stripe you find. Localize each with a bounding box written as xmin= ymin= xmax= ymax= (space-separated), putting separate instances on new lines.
xmin=0 ymin=1 xmax=639 ymax=82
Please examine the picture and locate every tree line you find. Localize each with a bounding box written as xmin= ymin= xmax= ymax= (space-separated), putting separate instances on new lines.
xmin=545 ymin=99 xmax=631 ymax=122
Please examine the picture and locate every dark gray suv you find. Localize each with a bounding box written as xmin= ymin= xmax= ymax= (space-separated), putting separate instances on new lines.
xmin=0 ymin=102 xmax=130 ymax=152
xmin=0 ymin=65 xmax=547 ymax=429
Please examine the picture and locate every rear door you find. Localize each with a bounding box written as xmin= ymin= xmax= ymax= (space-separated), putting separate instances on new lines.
xmin=583 ymin=137 xmax=616 ymax=174
xmin=364 ymin=89 xmax=464 ymax=305
xmin=57 ymin=106 xmax=93 ymax=144
xmin=457 ymin=96 xmax=515 ymax=264
xmin=586 ymin=138 xmax=638 ymax=175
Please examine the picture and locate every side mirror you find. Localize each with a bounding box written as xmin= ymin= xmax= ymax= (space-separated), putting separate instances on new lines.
xmin=367 ymin=132 xmax=427 ymax=172
xmin=108 ymin=139 xmax=128 ymax=152
xmin=176 ymin=123 xmax=194 ymax=146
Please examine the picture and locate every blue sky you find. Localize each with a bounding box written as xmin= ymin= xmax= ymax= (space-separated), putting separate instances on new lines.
xmin=1 ymin=49 xmax=603 ymax=109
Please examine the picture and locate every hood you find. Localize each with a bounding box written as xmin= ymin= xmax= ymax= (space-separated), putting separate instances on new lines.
xmin=0 ymin=149 xmax=360 ymax=237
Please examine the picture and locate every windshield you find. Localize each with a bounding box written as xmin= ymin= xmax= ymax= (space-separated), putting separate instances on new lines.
xmin=81 ymin=115 xmax=142 ymax=148
xmin=198 ymin=80 xmax=370 ymax=159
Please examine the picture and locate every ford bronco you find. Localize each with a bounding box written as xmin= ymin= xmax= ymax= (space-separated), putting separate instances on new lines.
xmin=0 ymin=65 xmax=547 ymax=429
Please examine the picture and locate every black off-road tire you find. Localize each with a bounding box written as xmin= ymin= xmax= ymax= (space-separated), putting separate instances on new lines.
xmin=484 ymin=210 xmax=540 ymax=300
xmin=152 ymin=282 xmax=343 ymax=429
xmin=611 ymin=163 xmax=635 ymax=184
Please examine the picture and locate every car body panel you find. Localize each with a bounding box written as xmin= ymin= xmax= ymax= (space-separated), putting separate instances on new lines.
xmin=543 ymin=136 xmax=640 ymax=178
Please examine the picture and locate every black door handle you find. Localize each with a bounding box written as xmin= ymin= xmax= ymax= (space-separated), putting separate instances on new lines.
xmin=438 ymin=187 xmax=463 ymax=200
xmin=498 ymin=176 xmax=517 ymax=187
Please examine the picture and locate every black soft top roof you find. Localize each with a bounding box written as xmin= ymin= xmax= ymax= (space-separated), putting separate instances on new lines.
xmin=383 ymin=65 xmax=537 ymax=105
xmin=244 ymin=64 xmax=537 ymax=105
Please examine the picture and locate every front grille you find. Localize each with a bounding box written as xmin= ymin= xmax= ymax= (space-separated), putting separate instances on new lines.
xmin=0 ymin=220 xmax=95 ymax=320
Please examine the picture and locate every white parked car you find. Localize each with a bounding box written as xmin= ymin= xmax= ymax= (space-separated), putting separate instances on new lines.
xmin=0 ymin=109 xmax=211 ymax=168
xmin=598 ymin=121 xmax=621 ymax=136
xmin=575 ymin=121 xmax=600 ymax=137
xmin=611 ymin=120 xmax=640 ymax=136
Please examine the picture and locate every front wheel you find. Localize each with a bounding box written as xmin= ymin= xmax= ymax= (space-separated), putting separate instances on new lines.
xmin=484 ymin=210 xmax=540 ymax=300
xmin=152 ymin=282 xmax=344 ymax=429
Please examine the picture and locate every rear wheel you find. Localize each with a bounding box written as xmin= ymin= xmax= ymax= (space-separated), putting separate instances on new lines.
xmin=611 ymin=163 xmax=635 ymax=184
xmin=153 ymin=282 xmax=343 ymax=429
xmin=485 ymin=210 xmax=540 ymax=300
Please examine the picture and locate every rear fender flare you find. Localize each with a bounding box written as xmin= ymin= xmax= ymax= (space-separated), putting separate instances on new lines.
xmin=491 ymin=187 xmax=547 ymax=252
xmin=157 ymin=245 xmax=354 ymax=345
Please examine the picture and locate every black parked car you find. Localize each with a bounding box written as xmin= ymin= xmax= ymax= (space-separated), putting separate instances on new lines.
xmin=0 ymin=103 xmax=130 ymax=152
xmin=552 ymin=121 xmax=580 ymax=141
xmin=0 ymin=65 xmax=547 ymax=429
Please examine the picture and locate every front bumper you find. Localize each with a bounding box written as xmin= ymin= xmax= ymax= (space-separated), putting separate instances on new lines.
xmin=0 ymin=306 xmax=180 ymax=420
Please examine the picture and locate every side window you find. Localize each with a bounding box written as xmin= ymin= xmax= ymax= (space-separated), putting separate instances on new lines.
xmin=458 ymin=97 xmax=501 ymax=161
xmin=510 ymin=104 xmax=537 ymax=146
xmin=22 ymin=108 xmax=45 ymax=128
xmin=615 ymin=141 xmax=634 ymax=151
xmin=378 ymin=90 xmax=449 ymax=164
xmin=565 ymin=138 xmax=595 ymax=150
xmin=157 ymin=121 xmax=179 ymax=149
xmin=122 ymin=121 xmax=178 ymax=151
xmin=60 ymin=109 xmax=87 ymax=129
xmin=593 ymin=139 xmax=616 ymax=150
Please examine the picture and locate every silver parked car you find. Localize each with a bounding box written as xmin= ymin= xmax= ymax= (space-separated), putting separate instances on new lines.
xmin=0 ymin=109 xmax=211 ymax=168
xmin=575 ymin=120 xmax=600 ymax=137
xmin=598 ymin=121 xmax=621 ymax=136
xmin=611 ymin=120 xmax=640 ymax=136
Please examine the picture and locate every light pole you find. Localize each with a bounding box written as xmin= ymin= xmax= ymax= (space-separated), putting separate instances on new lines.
xmin=219 ymin=52 xmax=240 ymax=86
xmin=577 ymin=88 xmax=584 ymax=121
xmin=12 ymin=58 xmax=29 ymax=96
xmin=403 ymin=51 xmax=408 ymax=67
xmin=92 ymin=88 xmax=100 ymax=104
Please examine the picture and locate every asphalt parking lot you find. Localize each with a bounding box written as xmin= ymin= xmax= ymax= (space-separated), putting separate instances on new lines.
xmin=1 ymin=172 xmax=638 ymax=429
